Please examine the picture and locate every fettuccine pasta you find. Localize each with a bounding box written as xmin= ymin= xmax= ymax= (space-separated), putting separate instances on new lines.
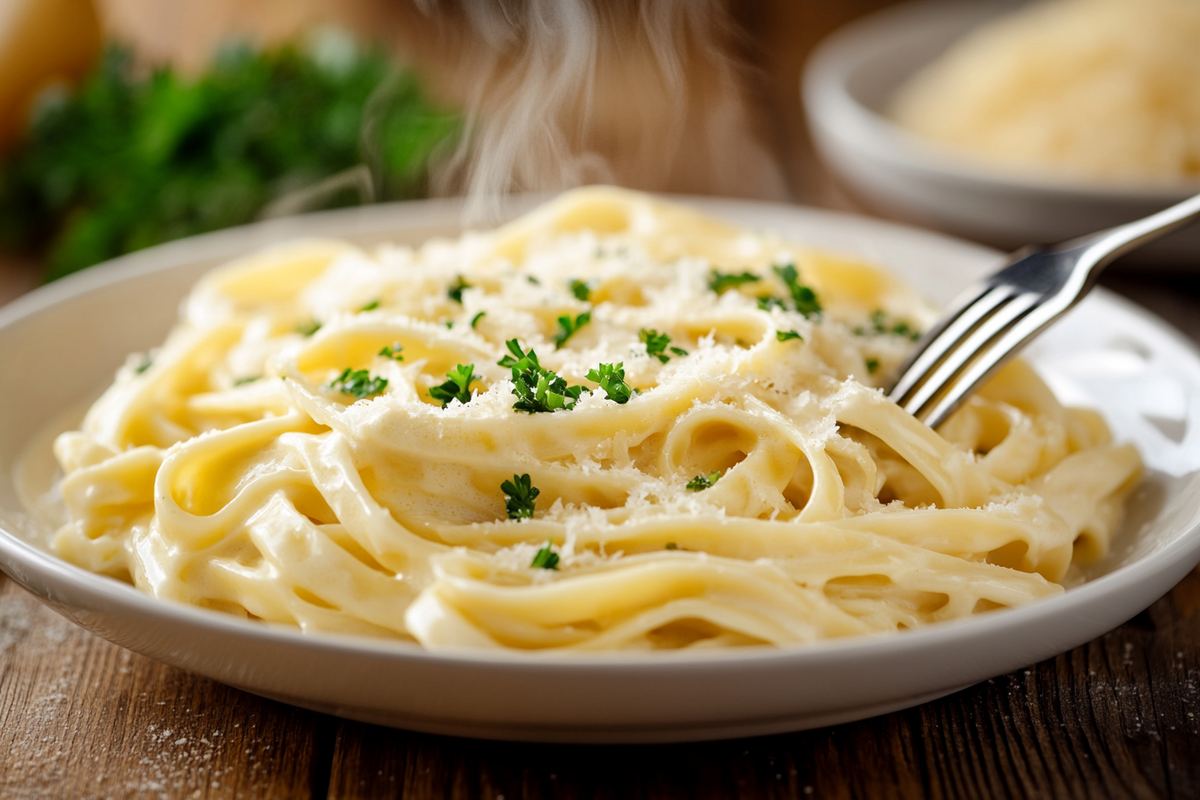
xmin=50 ymin=187 xmax=1140 ymax=650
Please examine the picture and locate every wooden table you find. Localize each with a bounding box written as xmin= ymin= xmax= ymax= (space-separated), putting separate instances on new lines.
xmin=4 ymin=3 xmax=1200 ymax=797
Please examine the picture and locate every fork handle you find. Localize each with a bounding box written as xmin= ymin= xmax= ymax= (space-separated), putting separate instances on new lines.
xmin=1062 ymin=191 xmax=1200 ymax=275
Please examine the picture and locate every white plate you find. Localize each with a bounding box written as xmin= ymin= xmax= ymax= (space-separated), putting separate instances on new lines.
xmin=802 ymin=0 xmax=1200 ymax=268
xmin=2 ymin=197 xmax=1200 ymax=744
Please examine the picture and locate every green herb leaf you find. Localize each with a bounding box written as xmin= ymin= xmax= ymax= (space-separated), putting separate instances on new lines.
xmin=498 ymin=338 xmax=538 ymax=370
xmin=428 ymin=363 xmax=479 ymax=407
xmin=448 ymin=276 xmax=471 ymax=304
xmin=531 ymin=540 xmax=560 ymax=570
xmin=134 ymin=357 xmax=153 ymax=375
xmin=756 ymin=296 xmax=787 ymax=312
xmin=552 ymin=311 xmax=591 ymax=350
xmin=297 ymin=319 xmax=322 ymax=337
xmin=4 ymin=44 xmax=461 ymax=282
xmin=501 ymin=473 xmax=539 ymax=521
xmin=708 ymin=270 xmax=759 ymax=294
xmin=233 ymin=376 xmax=259 ymax=386
xmin=527 ymin=275 xmax=541 ymax=285
xmin=328 ymin=368 xmax=388 ymax=400
xmin=358 ymin=299 xmax=380 ymax=312
xmin=586 ymin=362 xmax=632 ymax=404
xmin=470 ymin=311 xmax=486 ymax=329
xmin=686 ymin=471 xmax=722 ymax=491
xmin=501 ymin=340 xmax=585 ymax=413
xmin=776 ymin=330 xmax=803 ymax=342
xmin=772 ymin=263 xmax=822 ymax=318
xmin=866 ymin=358 xmax=880 ymax=374
xmin=665 ymin=542 xmax=678 ymax=550
xmin=639 ymin=328 xmax=682 ymax=364
xmin=858 ymin=309 xmax=922 ymax=341
xmin=568 ymin=279 xmax=592 ymax=302
xmin=379 ymin=343 xmax=404 ymax=361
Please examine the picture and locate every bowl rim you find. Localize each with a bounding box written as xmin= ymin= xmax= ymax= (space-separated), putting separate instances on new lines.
xmin=802 ymin=0 xmax=1200 ymax=202
xmin=3 ymin=195 xmax=1200 ymax=674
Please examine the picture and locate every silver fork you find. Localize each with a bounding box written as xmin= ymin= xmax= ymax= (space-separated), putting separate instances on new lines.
xmin=888 ymin=192 xmax=1200 ymax=429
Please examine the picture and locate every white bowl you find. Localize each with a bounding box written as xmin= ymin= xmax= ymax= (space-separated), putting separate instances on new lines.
xmin=802 ymin=0 xmax=1200 ymax=268
xmin=3 ymin=197 xmax=1200 ymax=743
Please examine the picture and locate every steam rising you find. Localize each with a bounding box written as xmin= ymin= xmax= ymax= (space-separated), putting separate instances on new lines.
xmin=397 ymin=0 xmax=786 ymax=220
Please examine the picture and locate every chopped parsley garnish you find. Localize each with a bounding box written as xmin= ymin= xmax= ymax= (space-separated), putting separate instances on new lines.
xmin=379 ymin=343 xmax=404 ymax=361
xmin=686 ymin=471 xmax=722 ymax=491
xmin=297 ymin=319 xmax=322 ymax=337
xmin=134 ymin=356 xmax=153 ymax=374
xmin=428 ymin=363 xmax=479 ymax=407
xmin=527 ymin=275 xmax=541 ymax=285
xmin=531 ymin=540 xmax=560 ymax=570
xmin=470 ymin=311 xmax=486 ymax=329
xmin=854 ymin=310 xmax=922 ymax=341
xmin=444 ymin=320 xmax=454 ymax=328
xmin=866 ymin=358 xmax=880 ymax=374
xmin=776 ymin=330 xmax=803 ymax=342
xmin=552 ymin=311 xmax=591 ymax=349
xmin=773 ymin=263 xmax=822 ymax=318
xmin=757 ymin=296 xmax=787 ymax=312
xmin=568 ymin=279 xmax=592 ymax=302
xmin=501 ymin=339 xmax=586 ymax=413
xmin=358 ymin=299 xmax=380 ymax=312
xmin=498 ymin=339 xmax=537 ymax=370
xmin=448 ymin=276 xmax=471 ymax=303
xmin=665 ymin=542 xmax=678 ymax=550
xmin=586 ymin=362 xmax=633 ymax=404
xmin=639 ymin=328 xmax=687 ymax=363
xmin=329 ymin=368 xmax=388 ymax=400
xmin=233 ymin=376 xmax=260 ymax=386
xmin=708 ymin=269 xmax=759 ymax=294
xmin=501 ymin=473 xmax=540 ymax=521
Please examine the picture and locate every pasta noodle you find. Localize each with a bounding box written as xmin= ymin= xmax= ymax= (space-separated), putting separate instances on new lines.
xmin=48 ymin=187 xmax=1141 ymax=650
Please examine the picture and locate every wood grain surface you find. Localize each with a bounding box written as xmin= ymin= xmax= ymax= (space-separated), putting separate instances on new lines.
xmin=3 ymin=1 xmax=1200 ymax=798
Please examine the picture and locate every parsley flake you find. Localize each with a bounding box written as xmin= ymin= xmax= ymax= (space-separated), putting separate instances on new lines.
xmin=448 ymin=276 xmax=471 ymax=303
xmin=470 ymin=311 xmax=486 ymax=329
xmin=639 ymin=328 xmax=686 ymax=363
xmin=586 ymin=362 xmax=633 ymax=404
xmin=708 ymin=270 xmax=759 ymax=294
xmin=233 ymin=376 xmax=259 ymax=386
xmin=428 ymin=364 xmax=479 ymax=407
xmin=773 ymin=263 xmax=822 ymax=318
xmin=552 ymin=311 xmax=591 ymax=349
xmin=665 ymin=542 xmax=678 ymax=550
xmin=776 ymin=330 xmax=803 ymax=342
xmin=329 ymin=368 xmax=388 ymax=400
xmin=297 ymin=319 xmax=322 ymax=337
xmin=686 ymin=471 xmax=722 ymax=491
xmin=855 ymin=310 xmax=922 ymax=341
xmin=531 ymin=540 xmax=560 ymax=570
xmin=134 ymin=356 xmax=153 ymax=374
xmin=568 ymin=279 xmax=592 ymax=302
xmin=379 ymin=343 xmax=404 ymax=361
xmin=358 ymin=299 xmax=380 ymax=312
xmin=501 ymin=473 xmax=540 ymax=521
xmin=866 ymin=358 xmax=880 ymax=374
xmin=501 ymin=340 xmax=586 ymax=413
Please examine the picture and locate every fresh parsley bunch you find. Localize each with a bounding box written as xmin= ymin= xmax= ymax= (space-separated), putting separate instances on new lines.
xmin=0 ymin=42 xmax=459 ymax=281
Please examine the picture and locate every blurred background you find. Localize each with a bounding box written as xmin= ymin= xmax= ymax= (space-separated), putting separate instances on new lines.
xmin=0 ymin=0 xmax=1196 ymax=298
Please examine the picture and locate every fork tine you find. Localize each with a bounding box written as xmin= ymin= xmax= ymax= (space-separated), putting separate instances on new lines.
xmin=898 ymin=291 xmax=1040 ymax=420
xmin=918 ymin=298 xmax=1067 ymax=429
xmin=888 ymin=282 xmax=1015 ymax=403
